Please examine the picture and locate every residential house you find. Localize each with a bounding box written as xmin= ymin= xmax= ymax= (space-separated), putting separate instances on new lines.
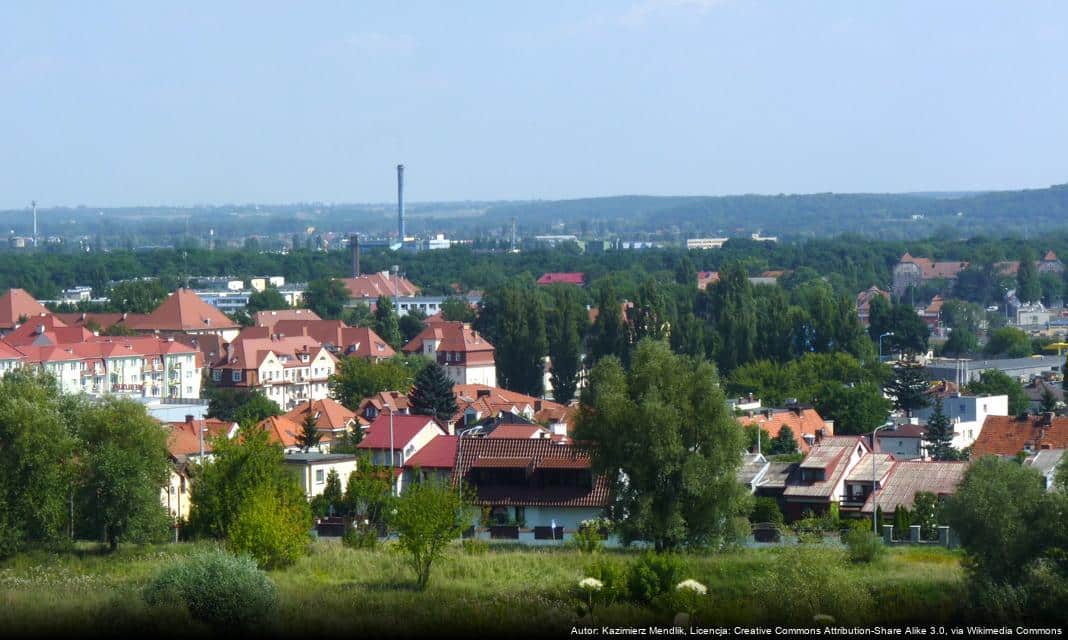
xmin=892 ymin=253 xmax=969 ymax=297
xmin=736 ymin=405 xmax=835 ymax=454
xmin=781 ymin=436 xmax=869 ymax=520
xmin=856 ymin=286 xmax=891 ymax=327
xmin=453 ymin=384 xmax=571 ymax=439
xmin=282 ymin=398 xmax=358 ymax=445
xmin=859 ymin=461 xmax=968 ymax=517
xmin=257 ymin=415 xmax=306 ymax=452
xmin=403 ymin=435 xmax=458 ymax=485
xmin=3 ymin=314 xmax=95 ymax=346
xmin=338 ymin=271 xmax=419 ymax=303
xmin=402 ymin=321 xmax=496 ymax=387
xmin=0 ymin=288 xmax=52 ymax=334
xmin=1025 ymin=449 xmax=1065 ymax=490
xmin=921 ymin=296 xmax=944 ymax=334
xmin=1039 ymin=250 xmax=1065 ymax=274
xmin=453 ymin=437 xmax=609 ymax=532
xmin=355 ymin=391 xmax=412 ymax=427
xmin=284 ymin=453 xmax=359 ymax=500
xmin=209 ymin=328 xmax=337 ymax=410
xmin=161 ymin=416 xmax=238 ymax=522
xmin=972 ymin=412 xmax=1068 ymax=457
xmin=1025 ymin=379 xmax=1065 ymax=413
xmin=875 ymin=423 xmax=927 ymax=460
xmin=696 ymin=271 xmax=720 ymax=291
xmin=914 ymin=393 xmax=1008 ymax=451
xmin=270 ymin=319 xmax=395 ymax=361
xmin=536 ymin=273 xmax=585 ymax=286
xmin=0 ymin=340 xmax=26 ymax=377
xmin=124 ymin=288 xmax=241 ymax=342
xmin=357 ymin=414 xmax=447 ymax=494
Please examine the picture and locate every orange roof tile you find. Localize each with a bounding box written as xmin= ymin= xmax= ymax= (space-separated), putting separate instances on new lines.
xmin=283 ymin=398 xmax=357 ymax=432
xmin=737 ymin=407 xmax=834 ymax=454
xmin=972 ymin=414 xmax=1068 ymax=457
xmin=126 ymin=289 xmax=238 ymax=332
xmin=0 ymin=289 xmax=52 ymax=330
xmin=404 ymin=435 xmax=458 ymax=469
xmin=254 ymin=309 xmax=321 ymax=330
xmin=338 ymin=272 xmax=419 ymax=300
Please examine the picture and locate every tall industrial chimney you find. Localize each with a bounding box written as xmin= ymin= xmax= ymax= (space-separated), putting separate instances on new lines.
xmin=350 ymin=234 xmax=360 ymax=277
xmin=396 ymin=164 xmax=405 ymax=242
xmin=31 ymin=200 xmax=37 ymax=247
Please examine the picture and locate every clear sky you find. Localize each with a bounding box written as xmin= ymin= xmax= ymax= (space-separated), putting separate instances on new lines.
xmin=2 ymin=1 xmax=1066 ymax=208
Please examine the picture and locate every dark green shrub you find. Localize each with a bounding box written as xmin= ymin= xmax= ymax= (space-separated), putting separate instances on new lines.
xmin=143 ymin=549 xmax=277 ymax=630
xmin=627 ymin=552 xmax=685 ymax=605
xmin=844 ymin=520 xmax=885 ymax=563
xmin=750 ymin=497 xmax=784 ymax=526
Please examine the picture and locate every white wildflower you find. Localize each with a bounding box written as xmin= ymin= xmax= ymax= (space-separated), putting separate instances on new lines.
xmin=578 ymin=577 xmax=604 ymax=591
xmin=676 ymin=579 xmax=708 ymax=595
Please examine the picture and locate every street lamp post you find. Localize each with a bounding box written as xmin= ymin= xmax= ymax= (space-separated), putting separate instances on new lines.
xmin=871 ymin=421 xmax=896 ymax=534
xmin=878 ymin=331 xmax=895 ymax=362
xmin=388 ymin=407 xmax=396 ymax=497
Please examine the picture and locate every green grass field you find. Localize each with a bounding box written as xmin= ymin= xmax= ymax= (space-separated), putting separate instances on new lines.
xmin=0 ymin=541 xmax=966 ymax=637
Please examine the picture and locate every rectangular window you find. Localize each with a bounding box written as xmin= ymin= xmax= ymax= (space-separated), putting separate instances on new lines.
xmin=232 ymin=370 xmax=242 ymax=382
xmin=212 ymin=370 xmax=222 ymax=382
xmin=315 ymin=470 xmax=324 ymax=484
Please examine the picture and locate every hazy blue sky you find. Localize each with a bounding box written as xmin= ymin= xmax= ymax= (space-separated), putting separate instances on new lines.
xmin=2 ymin=1 xmax=1066 ymax=208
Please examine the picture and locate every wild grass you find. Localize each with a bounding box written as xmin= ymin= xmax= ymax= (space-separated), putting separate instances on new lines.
xmin=0 ymin=540 xmax=966 ymax=637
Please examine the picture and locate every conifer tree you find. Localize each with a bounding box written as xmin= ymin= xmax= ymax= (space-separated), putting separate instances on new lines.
xmin=374 ymin=295 xmax=402 ymax=349
xmin=923 ymin=396 xmax=957 ymax=461
xmin=410 ymin=362 xmax=459 ymax=423
xmin=885 ymin=359 xmax=930 ymax=417
xmin=296 ymin=411 xmax=322 ymax=453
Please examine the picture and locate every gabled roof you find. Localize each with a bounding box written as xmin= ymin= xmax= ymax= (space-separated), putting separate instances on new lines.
xmin=283 ymin=398 xmax=357 ymax=432
xmin=898 ymin=254 xmax=969 ymax=280
xmin=14 ymin=335 xmax=199 ymax=365
xmin=845 ymin=452 xmax=896 ymax=483
xmin=165 ymin=418 xmax=236 ymax=458
xmin=453 ymin=438 xmax=609 ymax=508
xmin=536 ymin=272 xmax=585 ymax=286
xmin=861 ymin=461 xmax=968 ymax=513
xmin=453 ymin=384 xmax=568 ymax=426
xmin=0 ymin=289 xmax=52 ymax=330
xmin=3 ymin=315 xmax=96 ymax=347
xmin=271 ymin=320 xmax=395 ymax=359
xmin=972 ymin=414 xmax=1068 ymax=457
xmin=257 ymin=415 xmax=303 ymax=448
xmin=402 ymin=321 xmax=494 ymax=355
xmin=126 ymin=288 xmax=239 ymax=332
xmin=1043 ymin=250 xmax=1059 ymax=262
xmin=254 ymin=309 xmax=321 ymax=330
xmin=55 ymin=312 xmax=130 ymax=331
xmin=357 ymin=415 xmax=445 ymax=450
xmin=487 ymin=424 xmax=551 ymax=439
xmin=784 ymin=436 xmax=867 ymax=499
xmin=338 ymin=272 xmax=419 ymax=300
xmin=356 ymin=391 xmax=412 ymax=425
xmin=213 ymin=331 xmax=333 ymax=370
xmin=737 ymin=407 xmax=833 ymax=454
xmin=404 ymin=435 xmax=458 ymax=469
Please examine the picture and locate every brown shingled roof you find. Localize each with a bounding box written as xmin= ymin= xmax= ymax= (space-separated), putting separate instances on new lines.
xmin=861 ymin=461 xmax=968 ymax=514
xmin=453 ymin=438 xmax=609 ymax=508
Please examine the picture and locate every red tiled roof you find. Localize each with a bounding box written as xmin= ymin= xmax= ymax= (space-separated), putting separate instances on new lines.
xmin=272 ymin=320 xmax=395 ymax=360
xmin=126 ymin=289 xmax=238 ymax=332
xmin=536 ymin=273 xmax=585 ymax=286
xmin=696 ymin=271 xmax=720 ymax=291
xmin=453 ymin=438 xmax=608 ymax=508
xmin=254 ymin=309 xmax=321 ymax=330
xmin=3 ymin=315 xmax=97 ymax=347
xmin=357 ymin=414 xmax=445 ymax=450
xmin=356 ymin=392 xmax=412 ymax=425
xmin=402 ymin=321 xmax=494 ymax=356
xmin=1044 ymin=250 xmax=1059 ymax=262
xmin=737 ymin=407 xmax=834 ymax=454
xmin=972 ymin=414 xmax=1068 ymax=457
xmin=165 ymin=418 xmax=235 ymax=458
xmin=213 ymin=331 xmax=333 ymax=371
xmin=282 ymin=398 xmax=357 ymax=432
xmin=13 ymin=335 xmax=198 ymax=365
xmin=0 ymin=339 xmax=26 ymax=360
xmin=488 ymin=424 xmax=550 ymax=439
xmin=338 ymin=272 xmax=419 ymax=300
xmin=899 ymin=254 xmax=969 ymax=280
xmin=257 ymin=415 xmax=303 ymax=448
xmin=404 ymin=435 xmax=457 ymax=469
xmin=55 ymin=312 xmax=129 ymax=331
xmin=0 ymin=289 xmax=52 ymax=330
xmin=453 ymin=384 xmax=568 ymax=426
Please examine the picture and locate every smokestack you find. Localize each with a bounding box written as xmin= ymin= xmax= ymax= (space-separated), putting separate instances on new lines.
xmin=350 ymin=234 xmax=360 ymax=277
xmin=511 ymin=217 xmax=517 ymax=252
xmin=397 ymin=164 xmax=405 ymax=242
xmin=31 ymin=200 xmax=37 ymax=248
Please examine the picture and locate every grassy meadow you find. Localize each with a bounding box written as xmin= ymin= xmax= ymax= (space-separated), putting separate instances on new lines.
xmin=0 ymin=541 xmax=967 ymax=637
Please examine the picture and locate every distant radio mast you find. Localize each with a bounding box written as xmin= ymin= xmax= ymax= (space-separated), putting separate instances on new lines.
xmin=510 ymin=217 xmax=517 ymax=252
xmin=31 ymin=200 xmax=37 ymax=247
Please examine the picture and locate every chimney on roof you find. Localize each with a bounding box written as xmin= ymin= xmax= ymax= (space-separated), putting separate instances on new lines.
xmin=815 ymin=428 xmax=824 ymax=444
xmin=1041 ymin=411 xmax=1055 ymax=426
xmin=477 ymin=389 xmax=491 ymax=399
xmin=185 ymin=415 xmax=194 ymax=424
xmin=534 ymin=400 xmax=543 ymax=412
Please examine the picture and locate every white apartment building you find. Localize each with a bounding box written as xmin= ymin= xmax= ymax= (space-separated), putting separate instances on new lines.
xmin=209 ymin=329 xmax=337 ymax=410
